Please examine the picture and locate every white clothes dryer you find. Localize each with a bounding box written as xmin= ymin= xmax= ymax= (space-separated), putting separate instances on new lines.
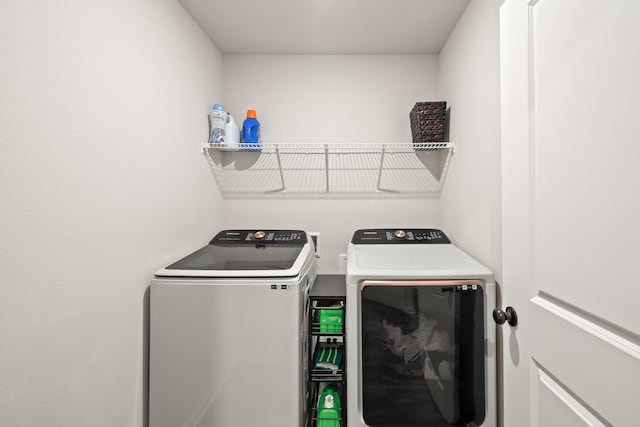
xmin=346 ymin=229 xmax=497 ymax=427
xmin=149 ymin=230 xmax=316 ymax=427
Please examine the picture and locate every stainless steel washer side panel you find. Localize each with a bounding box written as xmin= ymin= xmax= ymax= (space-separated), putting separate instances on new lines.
xmin=149 ymin=260 xmax=315 ymax=427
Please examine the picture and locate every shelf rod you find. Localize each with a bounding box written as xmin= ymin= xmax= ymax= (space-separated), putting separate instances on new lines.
xmin=376 ymin=145 xmax=386 ymax=191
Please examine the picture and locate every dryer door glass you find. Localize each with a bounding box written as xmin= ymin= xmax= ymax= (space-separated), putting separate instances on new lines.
xmin=360 ymin=280 xmax=485 ymax=426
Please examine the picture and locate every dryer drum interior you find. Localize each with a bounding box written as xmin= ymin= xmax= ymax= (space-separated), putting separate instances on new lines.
xmin=361 ymin=280 xmax=485 ymax=426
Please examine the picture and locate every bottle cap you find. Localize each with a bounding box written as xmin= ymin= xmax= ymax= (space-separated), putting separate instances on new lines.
xmin=246 ymin=109 xmax=257 ymax=118
xmin=324 ymin=394 xmax=334 ymax=408
xmin=213 ymin=104 xmax=225 ymax=111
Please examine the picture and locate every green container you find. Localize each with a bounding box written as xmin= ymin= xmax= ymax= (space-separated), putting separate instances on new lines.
xmin=314 ymin=344 xmax=343 ymax=371
xmin=317 ymin=384 xmax=341 ymax=427
xmin=318 ymin=309 xmax=343 ymax=333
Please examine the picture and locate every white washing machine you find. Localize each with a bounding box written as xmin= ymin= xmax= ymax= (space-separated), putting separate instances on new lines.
xmin=346 ymin=229 xmax=497 ymax=427
xmin=149 ymin=229 xmax=316 ymax=427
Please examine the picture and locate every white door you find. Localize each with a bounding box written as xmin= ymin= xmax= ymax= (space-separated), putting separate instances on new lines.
xmin=500 ymin=0 xmax=640 ymax=426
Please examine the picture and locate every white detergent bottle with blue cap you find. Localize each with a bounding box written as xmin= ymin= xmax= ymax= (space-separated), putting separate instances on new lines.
xmin=208 ymin=103 xmax=226 ymax=145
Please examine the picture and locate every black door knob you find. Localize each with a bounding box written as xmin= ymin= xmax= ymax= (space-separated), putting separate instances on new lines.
xmin=493 ymin=306 xmax=518 ymax=326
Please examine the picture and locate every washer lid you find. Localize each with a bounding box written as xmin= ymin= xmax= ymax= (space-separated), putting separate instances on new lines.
xmin=155 ymin=230 xmax=311 ymax=278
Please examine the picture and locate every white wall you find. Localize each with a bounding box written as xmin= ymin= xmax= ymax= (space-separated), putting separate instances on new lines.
xmin=221 ymin=55 xmax=442 ymax=272
xmin=438 ymin=0 xmax=503 ymax=283
xmin=0 ymin=1 xmax=223 ymax=426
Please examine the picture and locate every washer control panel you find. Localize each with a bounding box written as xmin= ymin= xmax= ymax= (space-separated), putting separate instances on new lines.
xmin=211 ymin=230 xmax=307 ymax=245
xmin=351 ymin=228 xmax=451 ymax=244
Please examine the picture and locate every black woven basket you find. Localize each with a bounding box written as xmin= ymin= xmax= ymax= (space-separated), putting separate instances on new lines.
xmin=410 ymin=101 xmax=449 ymax=150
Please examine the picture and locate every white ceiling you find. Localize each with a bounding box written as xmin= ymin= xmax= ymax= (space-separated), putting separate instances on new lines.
xmin=178 ymin=0 xmax=470 ymax=54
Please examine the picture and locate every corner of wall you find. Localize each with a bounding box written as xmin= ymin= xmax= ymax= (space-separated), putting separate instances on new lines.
xmin=435 ymin=0 xmax=503 ymax=283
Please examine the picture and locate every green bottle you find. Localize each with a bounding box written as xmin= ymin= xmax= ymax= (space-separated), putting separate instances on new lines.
xmin=317 ymin=384 xmax=341 ymax=427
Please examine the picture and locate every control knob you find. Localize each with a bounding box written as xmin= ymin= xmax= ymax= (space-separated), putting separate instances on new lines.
xmin=394 ymin=230 xmax=407 ymax=239
xmin=254 ymin=231 xmax=266 ymax=239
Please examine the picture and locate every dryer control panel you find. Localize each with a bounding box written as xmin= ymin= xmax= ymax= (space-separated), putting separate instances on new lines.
xmin=351 ymin=228 xmax=451 ymax=244
xmin=211 ymin=229 xmax=307 ymax=245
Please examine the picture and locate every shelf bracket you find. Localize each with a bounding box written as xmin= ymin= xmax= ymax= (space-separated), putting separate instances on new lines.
xmin=376 ymin=145 xmax=386 ymax=191
xmin=274 ymin=145 xmax=286 ymax=193
xmin=324 ymin=145 xmax=330 ymax=193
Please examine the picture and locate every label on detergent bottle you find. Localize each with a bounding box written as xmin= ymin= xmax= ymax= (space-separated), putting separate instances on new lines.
xmin=209 ymin=104 xmax=226 ymax=144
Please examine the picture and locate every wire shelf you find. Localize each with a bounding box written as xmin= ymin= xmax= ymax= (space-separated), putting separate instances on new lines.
xmin=202 ymin=142 xmax=455 ymax=198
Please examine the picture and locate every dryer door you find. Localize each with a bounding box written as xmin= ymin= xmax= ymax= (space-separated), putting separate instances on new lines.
xmin=360 ymin=280 xmax=485 ymax=426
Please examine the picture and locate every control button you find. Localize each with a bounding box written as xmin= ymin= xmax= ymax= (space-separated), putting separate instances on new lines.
xmin=394 ymin=230 xmax=407 ymax=239
xmin=255 ymin=231 xmax=266 ymax=239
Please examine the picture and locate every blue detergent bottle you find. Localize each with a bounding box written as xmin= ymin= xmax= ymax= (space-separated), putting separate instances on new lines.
xmin=242 ymin=109 xmax=261 ymax=148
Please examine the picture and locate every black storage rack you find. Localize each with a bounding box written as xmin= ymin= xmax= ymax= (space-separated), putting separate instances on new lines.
xmin=306 ymin=274 xmax=347 ymax=427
